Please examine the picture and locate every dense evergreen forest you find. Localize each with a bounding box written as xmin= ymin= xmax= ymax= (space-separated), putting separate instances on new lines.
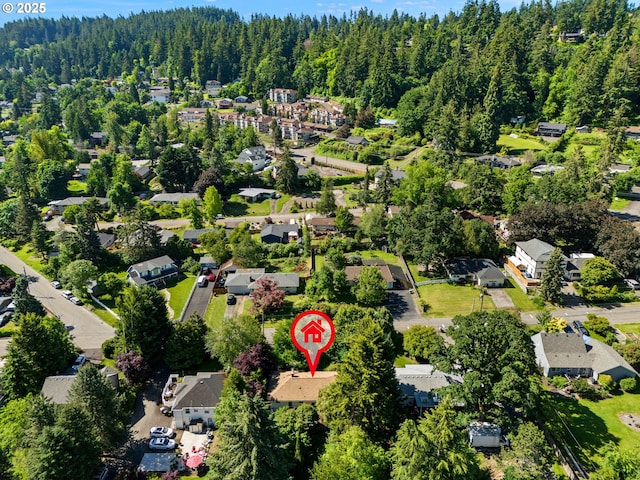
xmin=0 ymin=0 xmax=639 ymax=140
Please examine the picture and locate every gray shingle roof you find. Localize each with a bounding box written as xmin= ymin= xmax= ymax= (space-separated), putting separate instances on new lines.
xmin=173 ymin=372 xmax=225 ymax=409
xmin=41 ymin=375 xmax=77 ymax=404
xmin=587 ymin=339 xmax=638 ymax=376
xmin=129 ymin=255 xmax=176 ymax=273
xmin=516 ymin=239 xmax=555 ymax=261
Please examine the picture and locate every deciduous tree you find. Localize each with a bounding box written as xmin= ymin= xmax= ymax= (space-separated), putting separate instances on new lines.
xmin=205 ymin=314 xmax=263 ymax=366
xmin=250 ymin=277 xmax=285 ymax=320
xmin=352 ymin=266 xmax=387 ymax=307
xmin=165 ymin=313 xmax=208 ymax=371
xmin=115 ymin=350 xmax=150 ymax=386
xmin=403 ymin=325 xmax=444 ymax=362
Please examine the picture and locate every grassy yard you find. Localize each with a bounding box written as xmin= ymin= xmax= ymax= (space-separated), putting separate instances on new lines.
xmin=67 ymin=180 xmax=88 ymax=194
xmin=497 ymin=134 xmax=547 ymax=154
xmin=546 ymin=392 xmax=640 ymax=468
xmin=359 ymin=249 xmax=399 ymax=264
xmin=204 ymin=294 xmax=227 ymax=328
xmin=610 ymin=197 xmax=631 ymax=211
xmin=89 ymin=299 xmax=119 ymax=327
xmin=417 ymin=282 xmax=496 ymax=317
xmin=166 ymin=275 xmax=196 ymax=320
xmin=394 ymin=356 xmax=419 ymax=367
xmin=408 ymin=264 xmax=430 ymax=283
xmin=276 ymin=194 xmax=292 ymax=213
xmin=12 ymin=245 xmax=46 ymax=274
xmin=225 ymin=195 xmax=272 ymax=216
xmin=503 ymin=278 xmax=540 ymax=312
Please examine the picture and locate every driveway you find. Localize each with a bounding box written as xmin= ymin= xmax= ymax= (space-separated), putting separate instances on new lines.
xmin=181 ymin=282 xmax=212 ymax=321
xmin=385 ymin=290 xmax=423 ymax=323
xmin=485 ymin=288 xmax=515 ymax=309
xmin=0 ymin=246 xmax=115 ymax=360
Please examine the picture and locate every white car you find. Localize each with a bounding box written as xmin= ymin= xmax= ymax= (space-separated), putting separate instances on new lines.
xmin=70 ymin=296 xmax=83 ymax=305
xmin=149 ymin=438 xmax=176 ymax=451
xmin=51 ymin=281 xmax=62 ymax=289
xmin=149 ymin=426 xmax=174 ymax=438
xmin=61 ymin=290 xmax=73 ymax=299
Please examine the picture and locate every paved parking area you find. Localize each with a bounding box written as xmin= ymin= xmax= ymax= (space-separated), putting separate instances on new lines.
xmin=385 ymin=290 xmax=423 ymax=322
xmin=486 ymin=288 xmax=515 ymax=309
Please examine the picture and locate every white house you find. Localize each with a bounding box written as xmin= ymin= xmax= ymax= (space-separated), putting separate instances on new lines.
xmin=234 ymin=146 xmax=267 ymax=172
xmin=126 ymin=255 xmax=178 ymax=286
xmin=162 ymin=372 xmax=225 ymax=431
xmin=149 ymin=192 xmax=200 ymax=206
xmin=149 ymin=87 xmax=170 ymax=104
xmin=511 ymin=238 xmax=563 ymax=280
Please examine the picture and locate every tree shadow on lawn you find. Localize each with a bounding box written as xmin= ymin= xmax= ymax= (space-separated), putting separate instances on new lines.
xmin=223 ymin=201 xmax=249 ymax=216
xmin=548 ymin=396 xmax=618 ymax=462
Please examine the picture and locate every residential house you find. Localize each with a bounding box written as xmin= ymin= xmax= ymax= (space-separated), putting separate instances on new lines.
xmin=307 ymin=217 xmax=339 ymax=234
xmin=97 ymin=233 xmax=116 ymax=249
xmin=41 ymin=375 xmax=78 ymax=404
xmin=345 ymin=136 xmax=370 ymax=146
xmin=199 ymin=256 xmax=218 ymax=271
xmin=476 ymin=155 xmax=522 ymax=170
xmin=47 ymin=196 xmax=109 ymax=216
xmin=234 ymin=146 xmax=267 ymax=172
xmin=149 ymin=192 xmax=200 ymax=206
xmin=536 ymin=122 xmax=567 ymax=137
xmin=135 ymin=165 xmax=156 ymax=181
xmin=444 ymin=258 xmax=506 ymax=288
xmin=345 ymin=264 xmax=395 ymax=289
xmin=178 ymin=108 xmax=206 ymax=123
xmin=75 ymin=163 xmax=92 ymax=178
xmin=149 ymin=87 xmax=170 ymax=104
xmin=564 ymin=253 xmax=596 ymax=281
xmin=225 ymin=271 xmax=300 ymax=295
xmin=266 ymin=371 xmax=338 ymax=409
xmin=260 ymin=224 xmax=300 ymax=244
xmin=625 ymin=126 xmax=640 ymax=140
xmin=126 ymin=255 xmax=178 ymax=286
xmin=373 ymin=168 xmax=407 ymax=186
xmin=238 ymin=188 xmax=276 ymax=203
xmin=575 ymin=125 xmax=590 ymax=133
xmin=396 ymin=364 xmax=463 ymax=412
xmin=531 ymin=164 xmax=565 ymax=176
xmin=468 ymin=422 xmax=502 ymax=448
xmin=205 ymin=80 xmax=222 ymax=96
xmin=162 ymin=372 xmax=225 ymax=431
xmin=183 ymin=229 xmax=214 ymax=244
xmin=234 ymin=95 xmax=249 ymax=103
xmin=268 ymin=88 xmax=297 ymax=103
xmin=217 ymin=98 xmax=233 ymax=109
xmin=376 ymin=119 xmax=398 ymax=128
xmin=532 ymin=332 xmax=638 ymax=381
xmin=509 ymin=238 xmax=562 ymax=280
xmin=89 ymin=131 xmax=107 ymax=148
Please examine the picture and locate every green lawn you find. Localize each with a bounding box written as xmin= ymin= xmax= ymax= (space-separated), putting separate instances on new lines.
xmin=498 ymin=134 xmax=547 ymax=154
xmin=67 ymin=180 xmax=88 ymax=194
xmin=12 ymin=245 xmax=46 ymax=274
xmin=503 ymin=278 xmax=540 ymax=312
xmin=617 ymin=323 xmax=640 ymax=336
xmin=204 ymin=294 xmax=227 ymax=328
xmin=166 ymin=275 xmax=196 ymax=320
xmin=610 ymin=197 xmax=631 ymax=211
xmin=359 ymin=250 xmax=399 ymax=264
xmin=89 ymin=300 xmax=119 ymax=327
xmin=417 ymin=283 xmax=496 ymax=317
xmin=394 ymin=356 xmax=419 ymax=367
xmin=546 ymin=392 xmax=640 ymax=468
xmin=408 ymin=264 xmax=429 ymax=283
xmin=225 ymin=195 xmax=272 ymax=216
xmin=276 ymin=194 xmax=292 ymax=213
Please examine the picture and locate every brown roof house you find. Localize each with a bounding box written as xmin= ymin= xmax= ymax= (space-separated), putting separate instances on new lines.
xmin=267 ymin=371 xmax=337 ymax=409
xmin=532 ymin=332 xmax=638 ymax=382
xmin=162 ymin=372 xmax=225 ymax=431
xmin=345 ymin=264 xmax=395 ymax=289
xmin=307 ymin=217 xmax=339 ymax=234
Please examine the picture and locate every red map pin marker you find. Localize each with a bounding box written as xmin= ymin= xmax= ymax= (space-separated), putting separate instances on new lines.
xmin=290 ymin=310 xmax=335 ymax=377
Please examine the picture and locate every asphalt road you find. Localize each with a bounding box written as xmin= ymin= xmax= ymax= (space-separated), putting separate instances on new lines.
xmin=0 ymin=245 xmax=115 ymax=360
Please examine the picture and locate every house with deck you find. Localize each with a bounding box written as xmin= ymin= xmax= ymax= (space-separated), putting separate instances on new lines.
xmin=126 ymin=255 xmax=178 ymax=287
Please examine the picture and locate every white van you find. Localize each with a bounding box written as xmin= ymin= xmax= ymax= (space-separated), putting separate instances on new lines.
xmin=197 ymin=275 xmax=208 ymax=288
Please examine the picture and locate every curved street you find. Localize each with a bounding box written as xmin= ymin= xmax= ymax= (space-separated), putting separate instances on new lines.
xmin=0 ymin=246 xmax=115 ymax=361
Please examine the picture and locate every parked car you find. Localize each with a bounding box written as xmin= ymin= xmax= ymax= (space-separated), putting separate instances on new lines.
xmin=61 ymin=290 xmax=73 ymax=299
xmin=149 ymin=438 xmax=176 ymax=451
xmin=0 ymin=311 xmax=13 ymax=327
xmin=150 ymin=426 xmax=174 ymax=438
xmin=51 ymin=280 xmax=61 ymax=289
xmin=160 ymin=406 xmax=172 ymax=417
xmin=226 ymin=294 xmax=237 ymax=305
xmin=70 ymin=296 xmax=83 ymax=305
xmin=572 ymin=320 xmax=588 ymax=336
xmin=72 ymin=354 xmax=86 ymax=372
xmin=625 ymin=278 xmax=639 ymax=290
xmin=43 ymin=215 xmax=52 ymax=222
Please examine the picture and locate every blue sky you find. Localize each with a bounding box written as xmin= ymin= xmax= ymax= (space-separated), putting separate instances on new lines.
xmin=0 ymin=0 xmax=523 ymax=27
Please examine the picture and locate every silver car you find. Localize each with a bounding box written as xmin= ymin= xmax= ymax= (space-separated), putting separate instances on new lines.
xmin=149 ymin=426 xmax=174 ymax=438
xmin=149 ymin=438 xmax=176 ymax=450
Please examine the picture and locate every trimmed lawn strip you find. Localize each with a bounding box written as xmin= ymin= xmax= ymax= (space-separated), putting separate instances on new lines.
xmin=503 ymin=278 xmax=539 ymax=312
xmin=89 ymin=300 xmax=119 ymax=327
xmin=497 ymin=134 xmax=547 ymax=153
xmin=276 ymin=194 xmax=292 ymax=213
xmin=408 ymin=264 xmax=429 ymax=283
xmin=204 ymin=294 xmax=227 ymax=328
xmin=394 ymin=356 xmax=419 ymax=367
xmin=417 ymin=283 xmax=496 ymax=317
xmin=617 ymin=323 xmax=640 ymax=336
xmin=359 ymin=249 xmax=399 ymax=264
xmin=166 ymin=275 xmax=196 ymax=320
xmin=12 ymin=246 xmax=46 ymax=274
xmin=609 ymin=197 xmax=630 ymax=211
